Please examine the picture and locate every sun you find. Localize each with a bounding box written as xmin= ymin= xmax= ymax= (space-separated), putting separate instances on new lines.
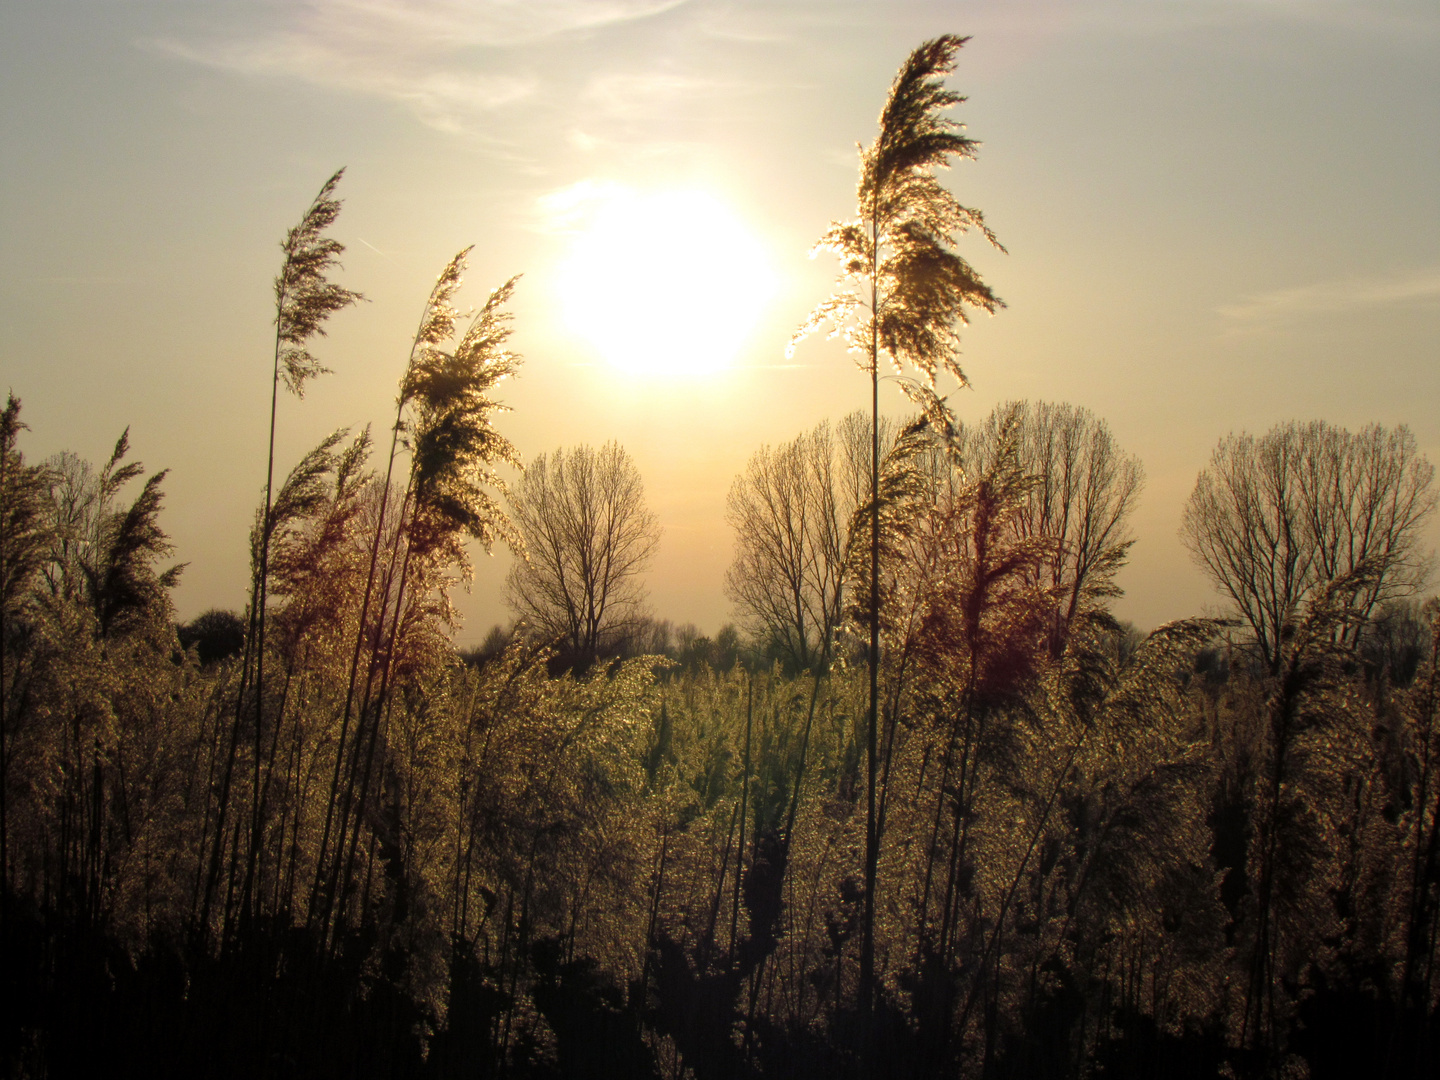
xmin=552 ymin=186 xmax=780 ymax=378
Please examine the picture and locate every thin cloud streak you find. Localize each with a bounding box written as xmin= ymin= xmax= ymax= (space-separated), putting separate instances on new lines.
xmin=581 ymin=72 xmax=732 ymax=120
xmin=151 ymin=0 xmax=693 ymax=132
xmin=1218 ymin=268 xmax=1440 ymax=333
xmin=172 ymin=0 xmax=693 ymax=52
xmin=531 ymin=179 xmax=626 ymax=235
xmin=1072 ymin=0 xmax=1439 ymax=38
xmin=697 ymin=0 xmax=1438 ymax=49
xmin=29 ymin=276 xmax=138 ymax=286
xmin=153 ymin=34 xmax=535 ymax=133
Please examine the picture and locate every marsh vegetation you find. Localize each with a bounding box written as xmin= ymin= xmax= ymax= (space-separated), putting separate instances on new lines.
xmin=2 ymin=36 xmax=1437 ymax=1080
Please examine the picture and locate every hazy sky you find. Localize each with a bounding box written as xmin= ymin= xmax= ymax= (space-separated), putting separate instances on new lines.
xmin=3 ymin=0 xmax=1438 ymax=644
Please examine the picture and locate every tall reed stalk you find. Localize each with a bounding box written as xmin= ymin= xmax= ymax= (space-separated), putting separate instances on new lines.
xmin=199 ymin=170 xmax=360 ymax=940
xmin=793 ymin=39 xmax=1003 ymax=1056
xmin=312 ymin=251 xmax=521 ymax=949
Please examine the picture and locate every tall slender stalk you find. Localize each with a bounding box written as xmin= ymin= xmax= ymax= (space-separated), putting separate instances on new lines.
xmin=0 ymin=405 xmax=10 ymax=906
xmin=0 ymin=399 xmax=18 ymax=906
xmin=203 ymin=170 xmax=359 ymax=941
xmin=1 ymin=398 xmax=58 ymax=912
xmin=315 ymin=254 xmax=520 ymax=949
xmin=859 ymin=295 xmax=881 ymax=1037
xmin=732 ymin=675 xmax=755 ymax=956
xmin=310 ymin=251 xmax=466 ymax=936
xmin=795 ymin=38 xmax=1003 ymax=1064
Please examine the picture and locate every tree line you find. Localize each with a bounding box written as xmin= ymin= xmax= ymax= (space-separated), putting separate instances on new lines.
xmin=2 ymin=33 xmax=1438 ymax=1080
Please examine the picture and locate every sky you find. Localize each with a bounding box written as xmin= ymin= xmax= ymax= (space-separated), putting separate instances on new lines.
xmin=2 ymin=0 xmax=1438 ymax=645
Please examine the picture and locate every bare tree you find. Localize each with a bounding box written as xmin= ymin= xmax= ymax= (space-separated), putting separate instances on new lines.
xmin=725 ymin=412 xmax=890 ymax=672
xmin=1182 ymin=420 xmax=1435 ymax=675
xmin=39 ymin=430 xmax=183 ymax=639
xmin=965 ymin=401 xmax=1143 ymax=654
xmin=507 ymin=441 xmax=659 ymax=667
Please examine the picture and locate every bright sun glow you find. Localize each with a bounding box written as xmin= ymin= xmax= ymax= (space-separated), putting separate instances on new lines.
xmin=552 ymin=185 xmax=779 ymax=377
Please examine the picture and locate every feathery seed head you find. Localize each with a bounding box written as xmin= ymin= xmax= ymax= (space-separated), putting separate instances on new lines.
xmin=274 ymin=169 xmax=365 ymax=397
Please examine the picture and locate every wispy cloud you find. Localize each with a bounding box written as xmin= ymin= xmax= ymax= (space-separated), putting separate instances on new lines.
xmin=532 ymin=178 xmax=625 ymax=235
xmin=1218 ymin=268 xmax=1440 ymax=333
xmin=557 ymin=70 xmax=756 ymax=162
xmin=582 ymin=72 xmax=723 ymax=120
xmin=699 ymin=0 xmax=1438 ymax=46
xmin=152 ymin=0 xmax=691 ymax=132
xmin=158 ymin=32 xmax=534 ymax=131
xmin=1076 ymin=0 xmax=1440 ymax=37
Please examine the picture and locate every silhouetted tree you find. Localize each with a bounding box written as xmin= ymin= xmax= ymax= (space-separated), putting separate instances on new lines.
xmin=969 ymin=400 xmax=1143 ymax=656
xmin=1362 ymin=598 xmax=1432 ymax=687
xmin=178 ymin=609 xmax=246 ymax=666
xmin=726 ymin=413 xmax=890 ymax=674
xmin=39 ymin=432 xmax=183 ymax=637
xmin=1182 ymin=421 xmax=1436 ymax=1067
xmin=507 ymin=442 xmax=659 ymax=669
xmin=460 ymin=622 xmax=515 ymax=668
xmin=1182 ymin=420 xmax=1435 ymax=675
